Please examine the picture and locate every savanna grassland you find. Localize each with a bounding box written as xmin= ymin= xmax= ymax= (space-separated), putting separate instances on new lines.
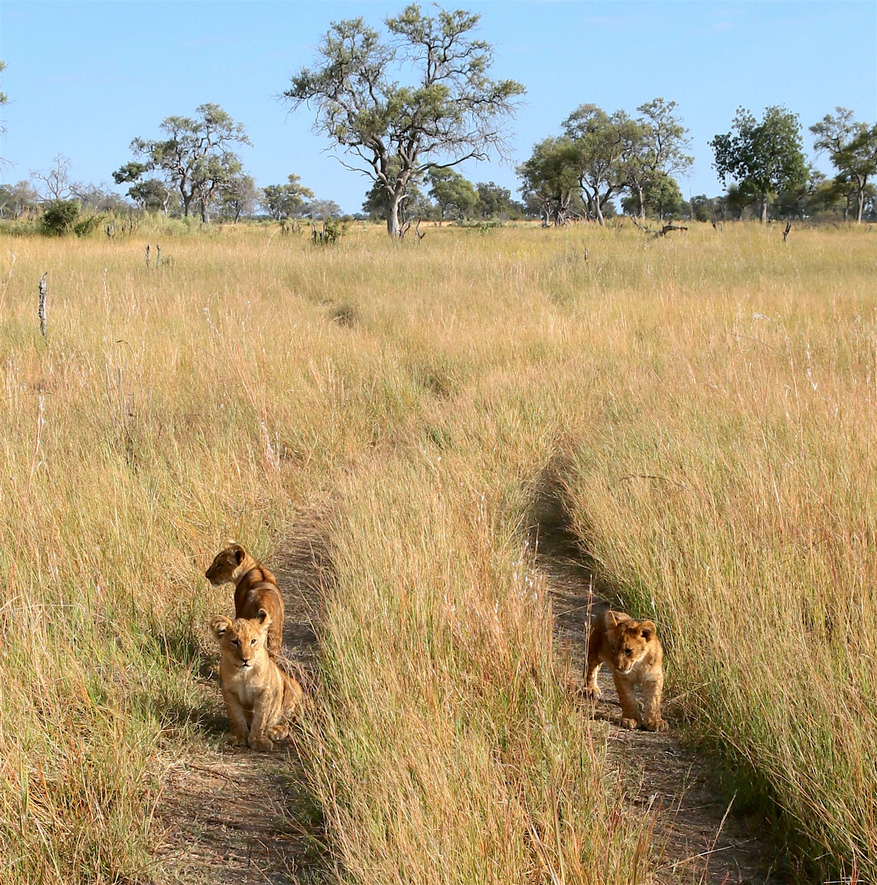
xmin=1 ymin=219 xmax=875 ymax=883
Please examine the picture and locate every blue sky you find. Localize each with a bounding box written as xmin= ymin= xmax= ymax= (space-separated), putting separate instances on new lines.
xmin=1 ymin=1 xmax=875 ymax=213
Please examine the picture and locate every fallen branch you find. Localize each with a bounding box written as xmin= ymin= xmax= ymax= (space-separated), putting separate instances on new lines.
xmin=654 ymin=223 xmax=688 ymax=238
xmin=628 ymin=214 xmax=653 ymax=234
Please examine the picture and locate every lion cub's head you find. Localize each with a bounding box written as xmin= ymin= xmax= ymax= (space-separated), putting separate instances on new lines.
xmin=210 ymin=610 xmax=272 ymax=668
xmin=607 ymin=616 xmax=658 ymax=674
xmin=205 ymin=543 xmax=246 ymax=586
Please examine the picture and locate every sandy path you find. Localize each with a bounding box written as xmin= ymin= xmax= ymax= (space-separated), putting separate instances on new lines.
xmin=533 ymin=465 xmax=781 ymax=884
xmin=155 ymin=517 xmax=331 ymax=885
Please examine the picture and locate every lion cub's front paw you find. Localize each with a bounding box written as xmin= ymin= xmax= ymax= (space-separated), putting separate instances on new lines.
xmin=248 ymin=734 xmax=275 ymax=752
xmin=620 ymin=716 xmax=640 ymax=730
xmin=267 ymin=723 xmax=290 ymax=742
xmin=229 ymin=731 xmax=249 ymax=747
xmin=583 ymin=684 xmax=601 ymax=700
xmin=643 ymin=717 xmax=668 ymax=733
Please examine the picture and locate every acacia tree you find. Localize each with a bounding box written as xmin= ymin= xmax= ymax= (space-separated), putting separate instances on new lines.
xmin=562 ymin=104 xmax=638 ymax=225
xmin=217 ymin=173 xmax=258 ymax=222
xmin=116 ymin=104 xmax=250 ymax=222
xmin=283 ymin=5 xmax=525 ymax=237
xmin=625 ymin=98 xmax=692 ymax=219
xmin=810 ymin=108 xmax=877 ymax=224
xmin=710 ymin=106 xmax=808 ymax=223
xmin=427 ymin=167 xmax=477 ymax=221
xmin=262 ymin=174 xmax=315 ymax=220
xmin=517 ymin=136 xmax=579 ymax=225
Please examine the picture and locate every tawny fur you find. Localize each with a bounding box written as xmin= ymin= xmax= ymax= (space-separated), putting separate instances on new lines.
xmin=210 ymin=611 xmax=304 ymax=751
xmin=205 ymin=543 xmax=285 ymax=657
xmin=584 ymin=609 xmax=667 ymax=732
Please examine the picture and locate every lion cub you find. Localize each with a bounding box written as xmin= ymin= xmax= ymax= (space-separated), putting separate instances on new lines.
xmin=206 ymin=543 xmax=285 ymax=657
xmin=584 ymin=609 xmax=667 ymax=732
xmin=210 ymin=611 xmax=304 ymax=751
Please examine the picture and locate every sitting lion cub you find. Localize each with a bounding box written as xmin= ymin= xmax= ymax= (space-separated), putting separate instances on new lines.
xmin=210 ymin=610 xmax=304 ymax=751
xmin=584 ymin=609 xmax=667 ymax=732
xmin=206 ymin=543 xmax=285 ymax=658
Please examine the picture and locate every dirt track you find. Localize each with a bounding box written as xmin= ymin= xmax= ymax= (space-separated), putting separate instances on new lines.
xmin=156 ymin=518 xmax=330 ymax=885
xmin=533 ymin=463 xmax=781 ymax=884
xmin=156 ymin=483 xmax=781 ymax=884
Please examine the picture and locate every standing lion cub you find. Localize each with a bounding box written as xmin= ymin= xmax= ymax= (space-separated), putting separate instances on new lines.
xmin=205 ymin=543 xmax=285 ymax=658
xmin=210 ymin=611 xmax=304 ymax=751
xmin=584 ymin=609 xmax=667 ymax=732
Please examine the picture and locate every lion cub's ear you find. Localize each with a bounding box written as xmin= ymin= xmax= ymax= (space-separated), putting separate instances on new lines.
xmin=231 ymin=544 xmax=246 ymax=564
xmin=210 ymin=615 xmax=233 ymax=639
xmin=255 ymin=608 xmax=272 ymax=630
xmin=639 ymin=620 xmax=657 ymax=642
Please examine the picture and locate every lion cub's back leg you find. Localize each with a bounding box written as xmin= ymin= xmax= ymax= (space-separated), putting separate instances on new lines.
xmin=583 ymin=621 xmax=604 ymax=698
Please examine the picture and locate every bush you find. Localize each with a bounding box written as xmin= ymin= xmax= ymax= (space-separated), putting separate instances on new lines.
xmin=73 ymin=213 xmax=105 ymax=238
xmin=39 ymin=200 xmax=81 ymax=236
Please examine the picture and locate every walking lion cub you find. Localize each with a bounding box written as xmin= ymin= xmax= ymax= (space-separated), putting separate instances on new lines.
xmin=210 ymin=610 xmax=304 ymax=751
xmin=584 ymin=609 xmax=667 ymax=732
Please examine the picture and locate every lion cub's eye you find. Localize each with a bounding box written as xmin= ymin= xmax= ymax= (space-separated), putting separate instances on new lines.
xmin=251 ymin=639 xmax=257 ymax=646
xmin=624 ymin=648 xmax=633 ymax=657
xmin=231 ymin=639 xmax=239 ymax=646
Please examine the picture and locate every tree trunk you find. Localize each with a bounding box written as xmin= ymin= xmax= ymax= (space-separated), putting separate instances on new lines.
xmin=200 ymin=200 xmax=210 ymax=224
xmin=760 ymin=194 xmax=768 ymax=224
xmin=595 ymin=196 xmax=605 ymax=226
xmin=386 ymin=190 xmax=406 ymax=237
xmin=857 ymin=187 xmax=865 ymax=224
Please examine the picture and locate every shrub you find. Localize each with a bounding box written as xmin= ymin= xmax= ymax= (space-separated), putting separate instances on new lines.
xmin=73 ymin=213 xmax=105 ymax=238
xmin=39 ymin=199 xmax=81 ymax=236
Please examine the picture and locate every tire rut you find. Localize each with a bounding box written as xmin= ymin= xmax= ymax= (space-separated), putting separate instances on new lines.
xmin=531 ymin=463 xmax=782 ymax=885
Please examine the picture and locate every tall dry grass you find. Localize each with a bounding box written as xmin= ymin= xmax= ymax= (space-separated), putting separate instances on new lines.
xmin=552 ymin=224 xmax=877 ymax=876
xmin=0 ymin=223 xmax=655 ymax=883
xmin=2 ymin=219 xmax=873 ymax=881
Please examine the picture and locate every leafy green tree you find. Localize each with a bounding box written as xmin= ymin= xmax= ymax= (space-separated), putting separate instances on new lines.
xmin=427 ymin=167 xmax=478 ymax=221
xmin=689 ymin=194 xmax=715 ymax=223
xmin=475 ymin=181 xmax=516 ymax=219
xmin=283 ymin=5 xmax=525 ymax=237
xmin=710 ymin=106 xmax=808 ymax=223
xmin=128 ymin=178 xmax=176 ymax=213
xmin=117 ymin=104 xmax=251 ymax=222
xmin=217 ymin=173 xmax=258 ymax=222
xmin=622 ymin=171 xmax=683 ymax=219
xmin=625 ymin=98 xmax=692 ymax=219
xmin=810 ymin=108 xmax=877 ymax=223
xmin=261 ymin=174 xmax=315 ymax=220
xmin=563 ymin=104 xmax=638 ymax=225
xmin=363 ymin=174 xmax=432 ymax=222
xmin=517 ymin=136 xmax=579 ymax=225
